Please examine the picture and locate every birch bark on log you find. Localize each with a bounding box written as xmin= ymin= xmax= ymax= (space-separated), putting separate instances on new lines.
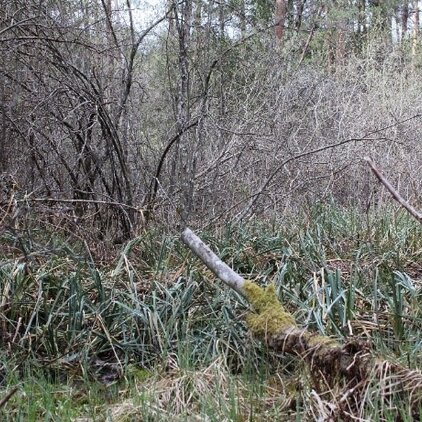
xmin=181 ymin=228 xmax=246 ymax=295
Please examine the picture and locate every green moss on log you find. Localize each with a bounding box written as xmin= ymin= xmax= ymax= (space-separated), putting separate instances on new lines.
xmin=307 ymin=334 xmax=339 ymax=349
xmin=243 ymin=281 xmax=297 ymax=337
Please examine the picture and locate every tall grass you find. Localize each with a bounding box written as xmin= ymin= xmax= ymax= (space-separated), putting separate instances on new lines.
xmin=1 ymin=202 xmax=422 ymax=420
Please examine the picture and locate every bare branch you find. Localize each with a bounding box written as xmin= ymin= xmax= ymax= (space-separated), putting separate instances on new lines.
xmin=18 ymin=197 xmax=143 ymax=214
xmin=181 ymin=228 xmax=245 ymax=296
xmin=0 ymin=17 xmax=36 ymax=38
xmin=364 ymin=156 xmax=422 ymax=224
xmin=134 ymin=13 xmax=169 ymax=48
xmin=144 ymin=118 xmax=200 ymax=219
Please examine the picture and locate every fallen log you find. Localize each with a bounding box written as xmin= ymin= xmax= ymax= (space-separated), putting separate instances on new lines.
xmin=181 ymin=227 xmax=422 ymax=417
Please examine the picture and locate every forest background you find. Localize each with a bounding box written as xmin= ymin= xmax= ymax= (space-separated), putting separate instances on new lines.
xmin=2 ymin=1 xmax=422 ymax=420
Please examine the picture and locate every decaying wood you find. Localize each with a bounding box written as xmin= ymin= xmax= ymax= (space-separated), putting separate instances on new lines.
xmin=181 ymin=228 xmax=370 ymax=383
xmin=181 ymin=227 xmax=422 ymax=414
xmin=365 ymin=156 xmax=422 ymax=223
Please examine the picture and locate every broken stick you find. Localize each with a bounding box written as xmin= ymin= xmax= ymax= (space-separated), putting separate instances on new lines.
xmin=365 ymin=156 xmax=422 ymax=224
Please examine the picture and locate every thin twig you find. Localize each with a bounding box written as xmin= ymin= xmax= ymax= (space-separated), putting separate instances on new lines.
xmin=17 ymin=197 xmax=143 ymax=213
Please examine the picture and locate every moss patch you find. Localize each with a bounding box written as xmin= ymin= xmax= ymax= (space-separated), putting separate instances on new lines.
xmin=243 ymin=281 xmax=297 ymax=337
xmin=307 ymin=334 xmax=339 ymax=349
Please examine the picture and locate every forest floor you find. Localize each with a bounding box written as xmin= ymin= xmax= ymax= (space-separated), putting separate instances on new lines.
xmin=1 ymin=202 xmax=422 ymax=421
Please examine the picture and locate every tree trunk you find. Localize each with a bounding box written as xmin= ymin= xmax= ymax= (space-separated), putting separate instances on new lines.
xmin=275 ymin=0 xmax=286 ymax=40
xmin=412 ymin=0 xmax=420 ymax=57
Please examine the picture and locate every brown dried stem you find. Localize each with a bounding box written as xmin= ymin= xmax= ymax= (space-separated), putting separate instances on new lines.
xmin=0 ymin=387 xmax=18 ymax=409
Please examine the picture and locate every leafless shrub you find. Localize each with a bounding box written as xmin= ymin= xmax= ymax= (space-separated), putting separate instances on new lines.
xmin=2 ymin=1 xmax=422 ymax=237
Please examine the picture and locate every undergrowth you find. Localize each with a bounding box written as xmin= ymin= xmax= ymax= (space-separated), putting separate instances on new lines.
xmin=1 ymin=202 xmax=422 ymax=420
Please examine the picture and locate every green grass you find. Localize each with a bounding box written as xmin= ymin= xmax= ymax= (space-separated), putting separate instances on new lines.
xmin=1 ymin=202 xmax=422 ymax=420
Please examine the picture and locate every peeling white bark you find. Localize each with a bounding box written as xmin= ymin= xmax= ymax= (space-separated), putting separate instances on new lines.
xmin=181 ymin=228 xmax=246 ymax=296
